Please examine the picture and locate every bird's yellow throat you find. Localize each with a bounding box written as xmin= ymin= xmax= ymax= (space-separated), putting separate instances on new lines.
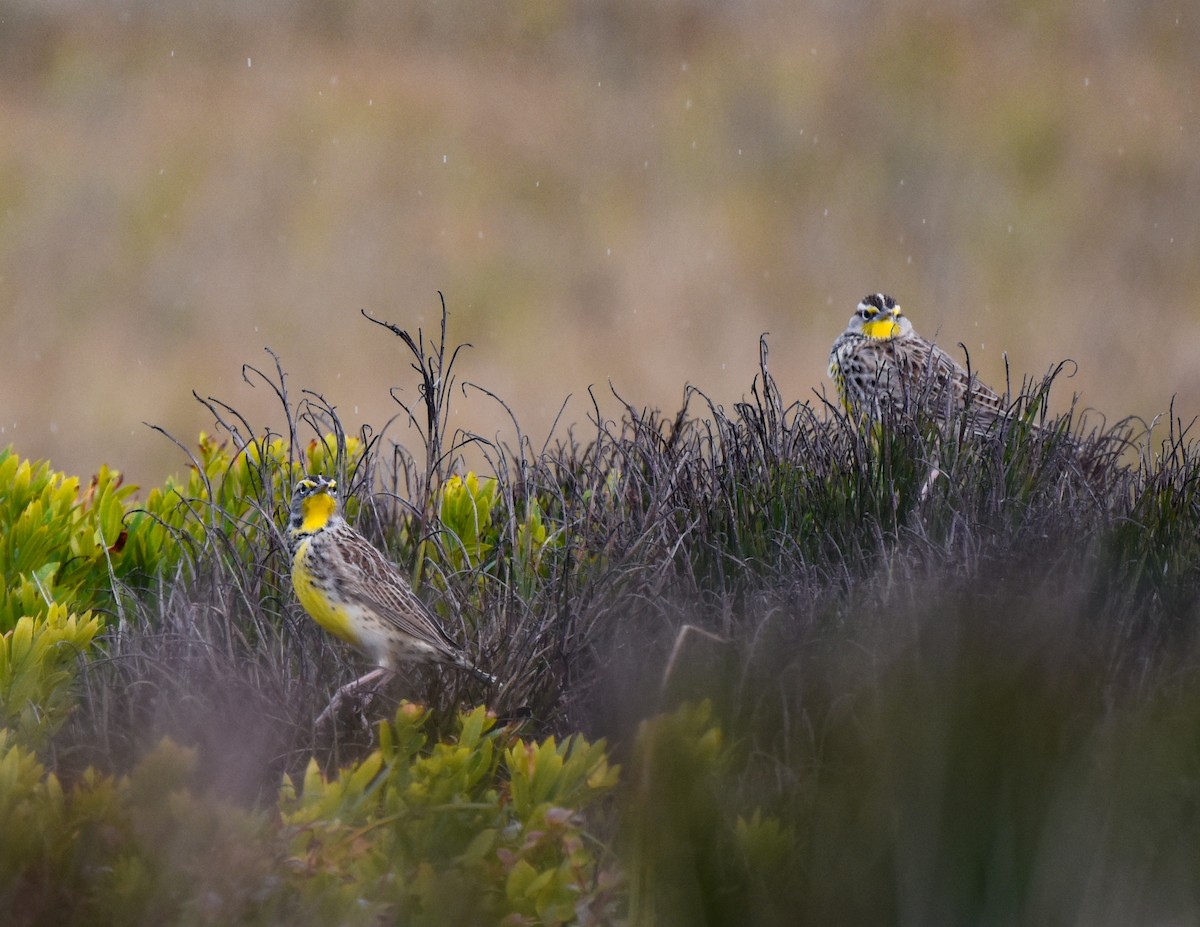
xmin=861 ymin=318 xmax=901 ymax=340
xmin=300 ymin=490 xmax=337 ymax=533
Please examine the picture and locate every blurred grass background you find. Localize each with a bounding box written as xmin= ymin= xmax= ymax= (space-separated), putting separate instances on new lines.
xmin=1 ymin=0 xmax=1198 ymax=487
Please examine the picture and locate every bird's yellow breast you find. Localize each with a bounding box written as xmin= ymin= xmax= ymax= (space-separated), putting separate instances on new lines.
xmin=291 ymin=540 xmax=360 ymax=647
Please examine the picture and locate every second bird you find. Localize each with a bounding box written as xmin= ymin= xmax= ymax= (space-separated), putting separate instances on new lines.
xmin=829 ymin=293 xmax=1010 ymax=427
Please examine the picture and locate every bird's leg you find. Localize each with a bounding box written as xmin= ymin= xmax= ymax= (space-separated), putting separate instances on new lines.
xmin=316 ymin=667 xmax=392 ymax=727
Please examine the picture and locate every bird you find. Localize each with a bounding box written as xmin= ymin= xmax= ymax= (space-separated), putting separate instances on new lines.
xmin=287 ymin=476 xmax=495 ymax=717
xmin=828 ymin=293 xmax=1010 ymax=427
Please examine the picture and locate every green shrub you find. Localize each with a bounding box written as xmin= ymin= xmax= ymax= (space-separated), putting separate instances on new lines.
xmin=0 ymin=733 xmax=277 ymax=927
xmin=437 ymin=472 xmax=499 ymax=572
xmin=279 ymin=702 xmax=620 ymax=926
xmin=0 ymin=704 xmax=620 ymax=927
xmin=0 ymin=450 xmax=138 ymax=633
xmin=0 ymin=606 xmax=102 ymax=748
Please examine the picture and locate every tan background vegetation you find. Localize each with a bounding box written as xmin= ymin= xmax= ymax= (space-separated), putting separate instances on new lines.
xmin=2 ymin=1 xmax=1198 ymax=488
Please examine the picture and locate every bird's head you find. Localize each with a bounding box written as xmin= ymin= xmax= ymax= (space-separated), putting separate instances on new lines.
xmin=290 ymin=475 xmax=339 ymax=533
xmin=844 ymin=293 xmax=911 ymax=341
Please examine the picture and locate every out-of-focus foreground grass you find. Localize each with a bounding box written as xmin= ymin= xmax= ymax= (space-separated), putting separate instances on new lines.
xmin=2 ymin=1 xmax=1199 ymax=487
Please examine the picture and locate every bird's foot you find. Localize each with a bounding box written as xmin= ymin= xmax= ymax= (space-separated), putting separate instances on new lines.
xmin=316 ymin=667 xmax=391 ymax=729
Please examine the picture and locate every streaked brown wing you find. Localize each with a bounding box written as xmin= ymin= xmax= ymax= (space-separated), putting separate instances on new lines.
xmin=896 ymin=336 xmax=1006 ymax=413
xmin=330 ymin=527 xmax=462 ymax=656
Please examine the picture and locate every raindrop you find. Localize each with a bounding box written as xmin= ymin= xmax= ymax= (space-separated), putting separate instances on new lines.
xmin=247 ymin=57 xmax=252 ymax=67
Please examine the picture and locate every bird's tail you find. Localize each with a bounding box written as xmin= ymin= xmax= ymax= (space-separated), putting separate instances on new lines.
xmin=457 ymin=658 xmax=497 ymax=686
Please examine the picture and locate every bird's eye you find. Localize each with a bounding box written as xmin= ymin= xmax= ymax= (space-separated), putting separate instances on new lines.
xmin=863 ymin=307 xmax=878 ymax=318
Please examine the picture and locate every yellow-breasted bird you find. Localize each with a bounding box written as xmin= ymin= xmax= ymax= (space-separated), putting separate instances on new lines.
xmin=829 ymin=293 xmax=1009 ymax=427
xmin=287 ymin=476 xmax=495 ymax=691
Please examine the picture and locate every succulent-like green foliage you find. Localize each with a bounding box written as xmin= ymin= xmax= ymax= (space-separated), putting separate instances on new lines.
xmin=0 ymin=450 xmax=137 ymax=633
xmin=0 ymin=705 xmax=619 ymax=927
xmin=0 ymin=606 xmax=102 ymax=747
xmin=513 ymin=497 xmax=561 ymax=596
xmin=438 ymin=472 xmax=499 ymax=571
xmin=279 ymin=703 xmax=620 ymax=926
xmin=0 ymin=734 xmax=275 ymax=927
xmin=435 ymin=472 xmax=562 ymax=594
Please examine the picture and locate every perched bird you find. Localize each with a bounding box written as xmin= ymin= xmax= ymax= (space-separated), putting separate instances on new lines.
xmin=829 ymin=293 xmax=1009 ymax=426
xmin=287 ymin=476 xmax=495 ymax=708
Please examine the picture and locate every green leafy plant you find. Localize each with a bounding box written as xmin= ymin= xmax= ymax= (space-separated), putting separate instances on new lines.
xmin=1 ymin=704 xmax=620 ymax=927
xmin=0 ymin=450 xmax=139 ymax=633
xmin=0 ymin=605 xmax=102 ymax=747
xmin=437 ymin=471 xmax=499 ymax=572
xmin=279 ymin=703 xmax=620 ymax=926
